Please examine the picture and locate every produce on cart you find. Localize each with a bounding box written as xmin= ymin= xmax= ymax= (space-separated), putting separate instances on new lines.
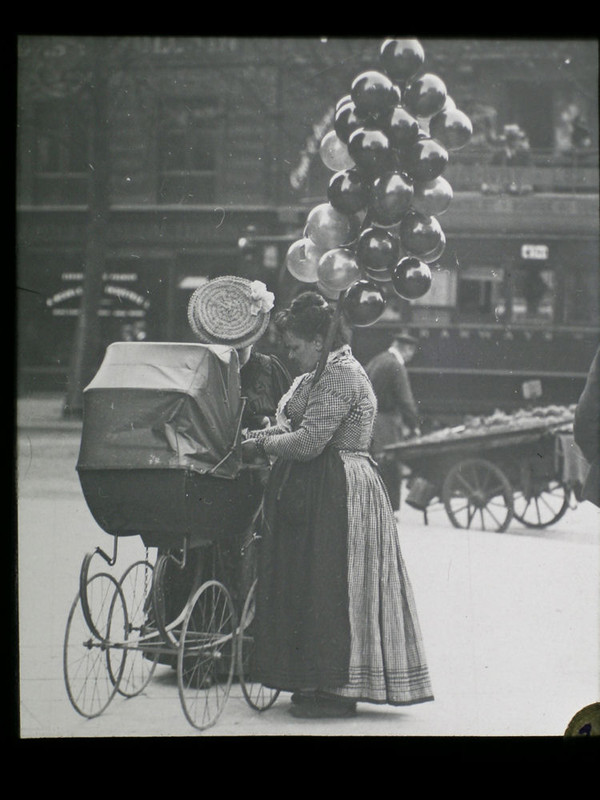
xmin=384 ymin=404 xmax=583 ymax=532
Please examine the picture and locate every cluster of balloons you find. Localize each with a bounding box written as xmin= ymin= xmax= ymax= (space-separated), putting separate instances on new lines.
xmin=285 ymin=37 xmax=472 ymax=327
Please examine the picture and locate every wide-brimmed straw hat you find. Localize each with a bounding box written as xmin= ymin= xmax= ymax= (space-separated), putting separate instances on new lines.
xmin=187 ymin=275 xmax=275 ymax=349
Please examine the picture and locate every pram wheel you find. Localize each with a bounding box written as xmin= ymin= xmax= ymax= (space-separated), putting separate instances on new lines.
xmin=117 ymin=560 xmax=158 ymax=697
xmin=238 ymin=579 xmax=280 ymax=711
xmin=177 ymin=580 xmax=237 ymax=731
xmin=63 ymin=572 xmax=128 ymax=718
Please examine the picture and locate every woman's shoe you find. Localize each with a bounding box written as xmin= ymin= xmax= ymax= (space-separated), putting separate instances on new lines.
xmin=291 ymin=690 xmax=316 ymax=705
xmin=289 ymin=695 xmax=357 ymax=718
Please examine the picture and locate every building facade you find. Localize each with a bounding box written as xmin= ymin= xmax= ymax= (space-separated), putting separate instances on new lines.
xmin=16 ymin=36 xmax=599 ymax=415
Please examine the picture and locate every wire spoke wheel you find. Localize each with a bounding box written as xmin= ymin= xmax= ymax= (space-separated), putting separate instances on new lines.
xmin=442 ymin=458 xmax=514 ymax=532
xmin=78 ymin=550 xmax=110 ymax=641
xmin=63 ymin=572 xmax=127 ymax=719
xmin=177 ymin=580 xmax=237 ymax=731
xmin=513 ymin=478 xmax=570 ymax=528
xmin=116 ymin=560 xmax=158 ymax=697
xmin=152 ymin=552 xmax=191 ymax=648
xmin=238 ymin=579 xmax=280 ymax=711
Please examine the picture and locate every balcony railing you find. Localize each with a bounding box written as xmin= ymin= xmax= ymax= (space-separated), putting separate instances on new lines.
xmin=445 ymin=146 xmax=599 ymax=195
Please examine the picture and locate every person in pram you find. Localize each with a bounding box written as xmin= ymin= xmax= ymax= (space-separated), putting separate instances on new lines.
xmin=242 ymin=291 xmax=434 ymax=719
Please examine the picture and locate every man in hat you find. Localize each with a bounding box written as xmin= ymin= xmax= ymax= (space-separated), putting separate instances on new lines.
xmin=366 ymin=333 xmax=421 ymax=512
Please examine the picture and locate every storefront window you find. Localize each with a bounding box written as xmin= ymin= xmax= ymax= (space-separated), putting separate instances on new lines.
xmin=456 ymin=265 xmax=506 ymax=322
xmin=511 ymin=265 xmax=554 ymax=323
xmin=563 ymin=267 xmax=599 ymax=326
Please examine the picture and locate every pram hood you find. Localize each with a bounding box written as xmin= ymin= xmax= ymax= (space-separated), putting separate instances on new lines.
xmin=77 ymin=341 xmax=244 ymax=479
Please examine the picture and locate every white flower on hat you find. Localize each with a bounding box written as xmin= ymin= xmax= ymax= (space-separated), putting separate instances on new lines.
xmin=249 ymin=280 xmax=275 ymax=315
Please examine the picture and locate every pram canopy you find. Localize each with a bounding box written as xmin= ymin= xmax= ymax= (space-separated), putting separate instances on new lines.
xmin=76 ymin=343 xmax=261 ymax=546
xmin=77 ymin=341 xmax=244 ymax=480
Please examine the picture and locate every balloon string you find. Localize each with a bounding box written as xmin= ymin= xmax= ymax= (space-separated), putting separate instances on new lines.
xmin=313 ymin=291 xmax=345 ymax=385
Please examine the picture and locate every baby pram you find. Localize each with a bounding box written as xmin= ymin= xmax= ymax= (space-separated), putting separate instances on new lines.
xmin=64 ymin=341 xmax=279 ymax=731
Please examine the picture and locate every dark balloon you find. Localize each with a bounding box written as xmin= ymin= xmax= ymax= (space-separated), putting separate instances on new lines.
xmin=391 ymin=257 xmax=432 ymax=299
xmin=342 ymin=279 xmax=388 ymax=327
xmin=379 ymin=38 xmax=425 ymax=83
xmin=351 ymin=70 xmax=397 ymax=118
xmin=368 ymin=170 xmax=414 ymax=227
xmin=404 ymin=137 xmax=449 ymax=182
xmin=386 ymin=105 xmax=421 ymax=150
xmin=420 ymin=231 xmax=447 ymax=263
xmin=356 ymin=226 xmax=400 ymax=271
xmin=347 ymin=127 xmax=392 ymax=177
xmin=335 ymin=93 xmax=352 ymax=113
xmin=364 ymin=265 xmax=393 ymax=283
xmin=400 ymin=210 xmax=444 ymax=257
xmin=334 ymin=101 xmax=364 ymax=144
xmin=412 ymin=175 xmax=453 ymax=216
xmin=429 ymin=106 xmax=473 ymax=150
xmin=327 ymin=168 xmax=370 ymax=215
xmin=403 ymin=73 xmax=447 ymax=119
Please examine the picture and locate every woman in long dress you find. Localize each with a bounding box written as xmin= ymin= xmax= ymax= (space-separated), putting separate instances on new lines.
xmin=242 ymin=291 xmax=433 ymax=719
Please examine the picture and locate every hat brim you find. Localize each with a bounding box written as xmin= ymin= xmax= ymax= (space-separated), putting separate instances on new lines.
xmin=187 ymin=276 xmax=271 ymax=350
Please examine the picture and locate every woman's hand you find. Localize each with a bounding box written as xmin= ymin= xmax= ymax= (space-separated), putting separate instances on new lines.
xmin=241 ymin=438 xmax=267 ymax=464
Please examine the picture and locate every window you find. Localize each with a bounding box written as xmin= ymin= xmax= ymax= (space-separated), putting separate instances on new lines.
xmin=32 ymin=99 xmax=89 ymax=203
xmin=511 ymin=265 xmax=554 ymax=323
xmin=456 ymin=265 xmax=506 ymax=322
xmin=563 ymin=268 xmax=599 ymax=326
xmin=158 ymin=98 xmax=220 ymax=203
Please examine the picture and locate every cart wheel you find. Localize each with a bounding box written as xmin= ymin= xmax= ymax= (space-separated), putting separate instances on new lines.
xmin=513 ymin=479 xmax=570 ymax=529
xmin=63 ymin=572 xmax=128 ymax=718
xmin=442 ymin=458 xmax=514 ymax=532
xmin=116 ymin=560 xmax=158 ymax=697
xmin=177 ymin=580 xmax=237 ymax=731
xmin=238 ymin=579 xmax=280 ymax=711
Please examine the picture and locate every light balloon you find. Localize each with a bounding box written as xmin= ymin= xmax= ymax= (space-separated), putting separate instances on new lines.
xmin=320 ymin=129 xmax=356 ymax=171
xmin=285 ymin=237 xmax=322 ymax=283
xmin=317 ymin=247 xmax=362 ymax=291
xmin=305 ymin=203 xmax=359 ymax=251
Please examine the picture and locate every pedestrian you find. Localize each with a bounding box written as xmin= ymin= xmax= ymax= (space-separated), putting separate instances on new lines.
xmin=365 ymin=332 xmax=422 ymax=512
xmin=574 ymin=345 xmax=600 ymax=508
xmin=242 ymin=290 xmax=433 ymax=719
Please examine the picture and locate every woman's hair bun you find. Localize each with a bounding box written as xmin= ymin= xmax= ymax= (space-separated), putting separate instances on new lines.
xmin=289 ymin=291 xmax=329 ymax=315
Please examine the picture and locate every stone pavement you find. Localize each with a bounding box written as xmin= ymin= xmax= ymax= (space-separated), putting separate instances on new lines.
xmin=16 ymin=393 xmax=600 ymax=740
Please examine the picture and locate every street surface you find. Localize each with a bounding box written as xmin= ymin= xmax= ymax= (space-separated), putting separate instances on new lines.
xmin=16 ymin=400 xmax=600 ymax=738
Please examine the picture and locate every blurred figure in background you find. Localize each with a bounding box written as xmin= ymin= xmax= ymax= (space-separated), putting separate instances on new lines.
xmin=366 ymin=333 xmax=421 ymax=513
xmin=574 ymin=346 xmax=600 ymax=508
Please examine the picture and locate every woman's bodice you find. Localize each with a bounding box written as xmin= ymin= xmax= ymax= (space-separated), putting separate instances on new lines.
xmin=256 ymin=346 xmax=377 ymax=462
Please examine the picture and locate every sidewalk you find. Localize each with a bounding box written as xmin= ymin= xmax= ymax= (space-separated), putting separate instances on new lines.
xmin=17 ymin=392 xmax=83 ymax=433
